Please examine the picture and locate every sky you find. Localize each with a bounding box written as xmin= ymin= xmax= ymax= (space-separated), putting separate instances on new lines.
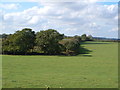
xmin=0 ymin=0 xmax=119 ymax=38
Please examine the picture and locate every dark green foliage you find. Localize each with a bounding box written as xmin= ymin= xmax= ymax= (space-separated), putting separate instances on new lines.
xmin=87 ymin=35 xmax=93 ymax=41
xmin=73 ymin=35 xmax=81 ymax=43
xmin=81 ymin=34 xmax=87 ymax=41
xmin=36 ymin=29 xmax=64 ymax=55
xmin=2 ymin=28 xmax=35 ymax=54
xmin=0 ymin=34 xmax=9 ymax=39
xmin=1 ymin=28 xmax=90 ymax=56
xmin=60 ymin=38 xmax=80 ymax=56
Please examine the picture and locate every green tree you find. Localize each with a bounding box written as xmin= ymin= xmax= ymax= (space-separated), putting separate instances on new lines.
xmin=60 ymin=39 xmax=80 ymax=56
xmin=81 ymin=34 xmax=87 ymax=41
xmin=36 ymin=29 xmax=64 ymax=55
xmin=87 ymin=35 xmax=93 ymax=41
xmin=2 ymin=28 xmax=35 ymax=54
xmin=73 ymin=35 xmax=81 ymax=43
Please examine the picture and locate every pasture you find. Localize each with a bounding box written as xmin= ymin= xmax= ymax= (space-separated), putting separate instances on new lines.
xmin=2 ymin=41 xmax=118 ymax=88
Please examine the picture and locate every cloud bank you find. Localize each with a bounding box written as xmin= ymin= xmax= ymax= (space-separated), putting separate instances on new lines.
xmin=1 ymin=1 xmax=118 ymax=38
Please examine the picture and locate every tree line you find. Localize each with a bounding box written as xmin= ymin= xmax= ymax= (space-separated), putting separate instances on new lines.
xmin=1 ymin=28 xmax=93 ymax=56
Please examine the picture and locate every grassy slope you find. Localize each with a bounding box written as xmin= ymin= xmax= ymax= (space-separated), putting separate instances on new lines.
xmin=2 ymin=41 xmax=118 ymax=88
xmin=0 ymin=39 xmax=2 ymax=89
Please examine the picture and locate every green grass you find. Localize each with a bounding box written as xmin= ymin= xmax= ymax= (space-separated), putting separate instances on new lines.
xmin=2 ymin=41 xmax=118 ymax=88
xmin=0 ymin=56 xmax=1 ymax=89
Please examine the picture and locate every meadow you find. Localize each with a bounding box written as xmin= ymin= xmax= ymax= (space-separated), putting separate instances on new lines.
xmin=0 ymin=58 xmax=1 ymax=89
xmin=2 ymin=41 xmax=118 ymax=88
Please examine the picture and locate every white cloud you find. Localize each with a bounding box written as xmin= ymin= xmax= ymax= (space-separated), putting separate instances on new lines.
xmin=0 ymin=3 xmax=20 ymax=10
xmin=28 ymin=16 xmax=40 ymax=24
xmin=1 ymin=2 xmax=118 ymax=38
xmin=109 ymin=27 xmax=118 ymax=32
xmin=1 ymin=0 xmax=119 ymax=2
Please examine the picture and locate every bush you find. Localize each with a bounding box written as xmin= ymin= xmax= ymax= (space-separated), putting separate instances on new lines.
xmin=73 ymin=35 xmax=81 ymax=43
xmin=59 ymin=38 xmax=80 ymax=56
xmin=36 ymin=29 xmax=64 ymax=55
xmin=2 ymin=28 xmax=35 ymax=54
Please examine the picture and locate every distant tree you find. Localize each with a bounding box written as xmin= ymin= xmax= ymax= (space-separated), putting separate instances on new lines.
xmin=1 ymin=34 xmax=9 ymax=39
xmin=87 ymin=35 xmax=93 ymax=41
xmin=81 ymin=34 xmax=87 ymax=41
xmin=2 ymin=28 xmax=35 ymax=54
xmin=60 ymin=39 xmax=80 ymax=56
xmin=36 ymin=29 xmax=64 ymax=55
xmin=73 ymin=35 xmax=81 ymax=43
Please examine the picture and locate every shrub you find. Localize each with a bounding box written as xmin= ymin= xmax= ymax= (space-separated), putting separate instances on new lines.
xmin=2 ymin=28 xmax=35 ymax=54
xmin=36 ymin=29 xmax=64 ymax=55
xmin=59 ymin=38 xmax=80 ymax=56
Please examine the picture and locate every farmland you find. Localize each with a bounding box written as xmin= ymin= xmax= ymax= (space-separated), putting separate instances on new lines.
xmin=2 ymin=41 xmax=118 ymax=88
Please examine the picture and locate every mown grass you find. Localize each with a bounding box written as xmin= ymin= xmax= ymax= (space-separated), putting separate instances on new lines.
xmin=0 ymin=57 xmax=1 ymax=90
xmin=2 ymin=41 xmax=118 ymax=88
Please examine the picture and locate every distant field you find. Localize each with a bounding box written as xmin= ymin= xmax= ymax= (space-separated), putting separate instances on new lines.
xmin=2 ymin=41 xmax=118 ymax=88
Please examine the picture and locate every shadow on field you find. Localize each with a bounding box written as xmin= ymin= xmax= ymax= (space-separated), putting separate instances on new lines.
xmin=18 ymin=52 xmax=66 ymax=56
xmin=57 ymin=46 xmax=92 ymax=57
xmin=79 ymin=46 xmax=92 ymax=57
xmin=81 ymin=42 xmax=110 ymax=45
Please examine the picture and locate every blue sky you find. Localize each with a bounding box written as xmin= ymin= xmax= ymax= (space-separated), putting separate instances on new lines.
xmin=0 ymin=0 xmax=119 ymax=38
xmin=97 ymin=2 xmax=118 ymax=5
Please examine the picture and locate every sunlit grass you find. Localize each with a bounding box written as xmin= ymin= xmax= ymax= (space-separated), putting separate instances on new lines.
xmin=2 ymin=41 xmax=118 ymax=88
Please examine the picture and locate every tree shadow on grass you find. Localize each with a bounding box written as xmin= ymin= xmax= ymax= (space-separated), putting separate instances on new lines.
xmin=6 ymin=52 xmax=66 ymax=56
xmin=81 ymin=42 xmax=111 ymax=45
xmin=79 ymin=46 xmax=92 ymax=57
xmin=57 ymin=45 xmax=93 ymax=57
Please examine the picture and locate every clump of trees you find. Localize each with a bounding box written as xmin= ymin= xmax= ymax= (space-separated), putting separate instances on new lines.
xmin=59 ymin=39 xmax=80 ymax=56
xmin=81 ymin=34 xmax=93 ymax=41
xmin=2 ymin=28 xmax=35 ymax=54
xmin=36 ymin=29 xmax=64 ymax=55
xmin=2 ymin=28 xmax=93 ymax=56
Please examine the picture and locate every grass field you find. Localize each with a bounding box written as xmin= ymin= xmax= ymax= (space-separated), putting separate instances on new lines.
xmin=0 ymin=39 xmax=2 ymax=89
xmin=2 ymin=41 xmax=118 ymax=88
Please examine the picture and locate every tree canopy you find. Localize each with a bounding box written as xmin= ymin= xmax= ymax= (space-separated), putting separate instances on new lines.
xmin=2 ymin=28 xmax=35 ymax=54
xmin=81 ymin=34 xmax=87 ymax=41
xmin=36 ymin=29 xmax=64 ymax=55
xmin=2 ymin=28 xmax=93 ymax=55
xmin=59 ymin=38 xmax=80 ymax=56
